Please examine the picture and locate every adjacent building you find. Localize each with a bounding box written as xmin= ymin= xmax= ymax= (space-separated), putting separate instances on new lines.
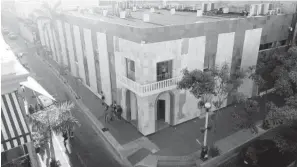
xmin=36 ymin=1 xmax=297 ymax=135
xmin=1 ymin=38 xmax=38 ymax=167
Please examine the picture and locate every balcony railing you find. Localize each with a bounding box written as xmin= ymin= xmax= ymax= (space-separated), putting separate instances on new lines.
xmin=118 ymin=75 xmax=181 ymax=96
xmin=157 ymin=72 xmax=172 ymax=81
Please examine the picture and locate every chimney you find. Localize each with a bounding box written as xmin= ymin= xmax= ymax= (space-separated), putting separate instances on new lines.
xmin=150 ymin=7 xmax=155 ymax=13
xmin=263 ymin=3 xmax=273 ymax=15
xmin=223 ymin=7 xmax=229 ymax=14
xmin=207 ymin=2 xmax=214 ymax=11
xmin=249 ymin=4 xmax=258 ymax=16
xmin=275 ymin=8 xmax=281 ymax=14
xmin=143 ymin=14 xmax=150 ymax=22
xmin=120 ymin=11 xmax=126 ymax=18
xmin=202 ymin=3 xmax=208 ymax=12
xmin=103 ymin=10 xmax=108 ymax=16
xmin=257 ymin=4 xmax=264 ymax=15
xmin=197 ymin=9 xmax=203 ymax=17
xmin=171 ymin=8 xmax=175 ymax=15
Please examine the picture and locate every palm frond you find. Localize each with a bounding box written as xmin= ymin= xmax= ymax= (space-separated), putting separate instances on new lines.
xmin=52 ymin=0 xmax=62 ymax=10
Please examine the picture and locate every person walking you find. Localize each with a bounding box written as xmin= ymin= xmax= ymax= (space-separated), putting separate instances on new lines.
xmin=28 ymin=104 xmax=35 ymax=114
xmin=104 ymin=105 xmax=113 ymax=123
xmin=62 ymin=131 xmax=68 ymax=147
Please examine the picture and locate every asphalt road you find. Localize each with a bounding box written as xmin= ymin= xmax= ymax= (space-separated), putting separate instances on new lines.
xmin=4 ymin=36 xmax=124 ymax=167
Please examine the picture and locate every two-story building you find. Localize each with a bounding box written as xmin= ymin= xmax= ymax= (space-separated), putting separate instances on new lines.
xmin=36 ymin=1 xmax=297 ymax=135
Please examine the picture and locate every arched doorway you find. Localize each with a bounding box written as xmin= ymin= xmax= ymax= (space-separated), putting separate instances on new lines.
xmin=125 ymin=89 xmax=138 ymax=127
xmin=155 ymin=91 xmax=175 ymax=131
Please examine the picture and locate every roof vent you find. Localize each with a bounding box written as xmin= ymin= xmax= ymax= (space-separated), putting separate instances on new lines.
xmin=257 ymin=4 xmax=264 ymax=15
xmin=275 ymin=8 xmax=281 ymax=14
xmin=170 ymin=8 xmax=175 ymax=15
xmin=120 ymin=11 xmax=126 ymax=18
xmin=207 ymin=3 xmax=214 ymax=11
xmin=150 ymin=8 xmax=155 ymax=13
xmin=249 ymin=4 xmax=258 ymax=16
xmin=197 ymin=9 xmax=203 ymax=17
xmin=133 ymin=6 xmax=137 ymax=12
xmin=143 ymin=14 xmax=150 ymax=22
xmin=103 ymin=10 xmax=108 ymax=16
xmin=202 ymin=3 xmax=208 ymax=12
xmin=223 ymin=7 xmax=229 ymax=13
xmin=264 ymin=3 xmax=273 ymax=15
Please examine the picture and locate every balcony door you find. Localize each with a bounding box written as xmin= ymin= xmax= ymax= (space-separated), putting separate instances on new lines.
xmin=157 ymin=60 xmax=173 ymax=81
xmin=126 ymin=58 xmax=135 ymax=81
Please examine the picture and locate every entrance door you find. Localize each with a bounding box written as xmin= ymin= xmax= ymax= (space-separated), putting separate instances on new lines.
xmin=157 ymin=100 xmax=166 ymax=120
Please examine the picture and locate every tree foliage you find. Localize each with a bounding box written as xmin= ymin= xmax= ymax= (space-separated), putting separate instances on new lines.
xmin=28 ymin=101 xmax=80 ymax=159
xmin=178 ymin=62 xmax=247 ymax=110
xmin=247 ymin=46 xmax=297 ymax=162
xmin=177 ymin=63 xmax=247 ymax=139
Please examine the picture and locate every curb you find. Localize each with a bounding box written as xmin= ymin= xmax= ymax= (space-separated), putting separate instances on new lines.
xmin=32 ymin=53 xmax=132 ymax=167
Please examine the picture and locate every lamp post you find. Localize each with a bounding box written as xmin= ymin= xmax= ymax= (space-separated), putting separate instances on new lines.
xmin=200 ymin=102 xmax=211 ymax=161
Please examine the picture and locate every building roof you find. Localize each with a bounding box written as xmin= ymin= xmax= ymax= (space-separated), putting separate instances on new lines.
xmin=1 ymin=39 xmax=28 ymax=78
xmin=1 ymin=92 xmax=31 ymax=152
xmin=68 ymin=8 xmax=245 ymax=28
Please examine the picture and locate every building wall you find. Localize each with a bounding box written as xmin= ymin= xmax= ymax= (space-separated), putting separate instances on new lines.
xmin=64 ymin=23 xmax=77 ymax=77
xmin=56 ymin=20 xmax=68 ymax=67
xmin=73 ymin=25 xmax=86 ymax=83
xmin=83 ymin=28 xmax=97 ymax=93
xmin=36 ymin=12 xmax=295 ymax=135
xmin=239 ymin=28 xmax=263 ymax=98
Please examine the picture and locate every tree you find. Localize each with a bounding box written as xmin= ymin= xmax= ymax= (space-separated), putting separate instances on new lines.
xmin=232 ymin=98 xmax=260 ymax=134
xmin=177 ymin=62 xmax=247 ymax=142
xmin=28 ymin=101 xmax=80 ymax=163
xmin=239 ymin=45 xmax=297 ymax=166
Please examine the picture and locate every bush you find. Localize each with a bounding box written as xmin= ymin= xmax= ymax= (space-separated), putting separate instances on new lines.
xmin=208 ymin=145 xmax=221 ymax=158
xmin=50 ymin=159 xmax=61 ymax=167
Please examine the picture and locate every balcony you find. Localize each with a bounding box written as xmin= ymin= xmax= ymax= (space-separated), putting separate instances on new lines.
xmin=117 ymin=74 xmax=181 ymax=97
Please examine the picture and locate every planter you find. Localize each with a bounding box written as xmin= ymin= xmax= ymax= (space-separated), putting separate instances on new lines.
xmin=35 ymin=147 xmax=40 ymax=153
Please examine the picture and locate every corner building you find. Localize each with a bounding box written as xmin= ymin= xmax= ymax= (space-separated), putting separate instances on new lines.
xmin=37 ymin=3 xmax=297 ymax=135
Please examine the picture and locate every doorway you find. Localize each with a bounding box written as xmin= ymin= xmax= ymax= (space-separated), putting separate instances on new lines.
xmin=157 ymin=100 xmax=166 ymax=121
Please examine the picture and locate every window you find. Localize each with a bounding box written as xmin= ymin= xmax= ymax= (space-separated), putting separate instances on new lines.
xmin=129 ymin=60 xmax=135 ymax=72
xmin=126 ymin=58 xmax=135 ymax=81
xmin=157 ymin=60 xmax=173 ymax=81
xmin=259 ymin=42 xmax=273 ymax=51
xmin=279 ymin=40 xmax=287 ymax=46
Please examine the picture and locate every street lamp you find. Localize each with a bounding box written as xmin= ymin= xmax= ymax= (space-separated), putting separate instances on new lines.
xmin=200 ymin=102 xmax=211 ymax=161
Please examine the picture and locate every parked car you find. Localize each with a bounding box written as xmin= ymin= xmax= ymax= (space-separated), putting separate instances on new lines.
xmin=8 ymin=32 xmax=18 ymax=40
xmin=1 ymin=28 xmax=9 ymax=35
xmin=239 ymin=139 xmax=290 ymax=167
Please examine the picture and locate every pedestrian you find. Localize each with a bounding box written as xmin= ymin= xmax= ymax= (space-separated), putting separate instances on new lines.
xmin=38 ymin=103 xmax=44 ymax=110
xmin=28 ymin=104 xmax=35 ymax=114
xmin=62 ymin=131 xmax=68 ymax=147
xmin=104 ymin=106 xmax=113 ymax=123
xmin=112 ymin=101 xmax=117 ymax=111
xmin=35 ymin=103 xmax=40 ymax=112
xmin=116 ymin=105 xmax=123 ymax=120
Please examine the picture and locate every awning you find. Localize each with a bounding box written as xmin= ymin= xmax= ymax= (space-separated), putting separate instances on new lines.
xmin=20 ymin=76 xmax=55 ymax=101
xmin=1 ymin=92 xmax=31 ymax=152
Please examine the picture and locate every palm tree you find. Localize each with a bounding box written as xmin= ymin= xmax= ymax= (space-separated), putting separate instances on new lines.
xmin=28 ymin=101 xmax=80 ymax=162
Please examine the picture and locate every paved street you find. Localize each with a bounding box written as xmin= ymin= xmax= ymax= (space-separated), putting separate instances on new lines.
xmin=5 ymin=37 xmax=125 ymax=167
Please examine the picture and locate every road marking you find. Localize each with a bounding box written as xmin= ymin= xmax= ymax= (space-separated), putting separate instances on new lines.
xmin=76 ymin=153 xmax=87 ymax=167
xmin=196 ymin=139 xmax=202 ymax=146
